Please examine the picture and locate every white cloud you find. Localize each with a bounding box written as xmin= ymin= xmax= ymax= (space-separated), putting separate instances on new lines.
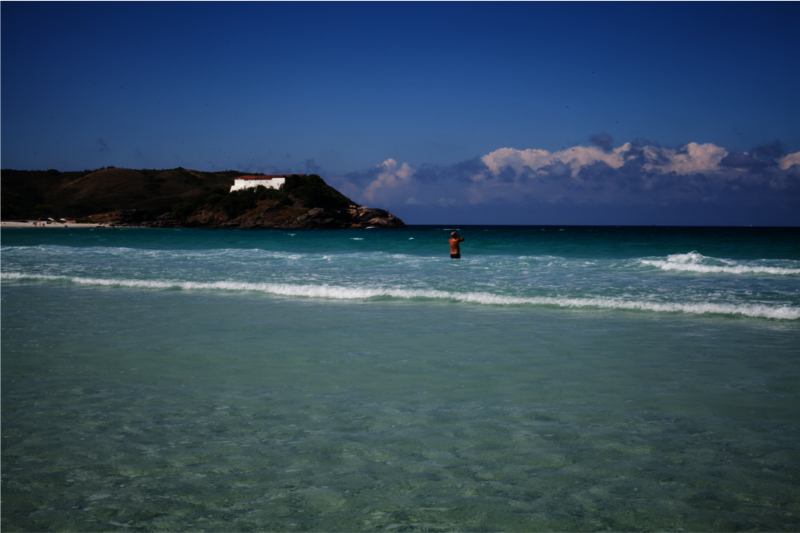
xmin=331 ymin=141 xmax=798 ymax=211
xmin=479 ymin=148 xmax=551 ymax=176
xmin=477 ymin=142 xmax=729 ymax=181
xmin=476 ymin=145 xmax=629 ymax=182
xmin=361 ymin=158 xmax=417 ymax=204
xmin=778 ymin=151 xmax=800 ymax=170
xmin=644 ymin=142 xmax=728 ymax=174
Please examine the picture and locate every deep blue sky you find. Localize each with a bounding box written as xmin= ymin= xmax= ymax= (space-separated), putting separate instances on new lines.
xmin=3 ymin=2 xmax=799 ymax=225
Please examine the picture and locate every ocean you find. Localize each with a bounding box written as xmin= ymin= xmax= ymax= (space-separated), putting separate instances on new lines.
xmin=2 ymin=225 xmax=799 ymax=531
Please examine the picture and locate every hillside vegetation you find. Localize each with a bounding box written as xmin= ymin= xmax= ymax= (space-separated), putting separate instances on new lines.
xmin=1 ymin=167 xmax=405 ymax=229
xmin=1 ymin=167 xmax=243 ymax=220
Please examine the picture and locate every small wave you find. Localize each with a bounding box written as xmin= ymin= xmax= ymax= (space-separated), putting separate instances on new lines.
xmin=641 ymin=252 xmax=800 ymax=275
xmin=3 ymin=272 xmax=797 ymax=320
xmin=2 ymin=244 xmax=309 ymax=262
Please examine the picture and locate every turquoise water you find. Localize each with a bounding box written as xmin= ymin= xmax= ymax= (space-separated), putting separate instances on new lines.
xmin=2 ymin=226 xmax=799 ymax=531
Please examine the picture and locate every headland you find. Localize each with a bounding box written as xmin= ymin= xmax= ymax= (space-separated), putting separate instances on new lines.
xmin=1 ymin=167 xmax=404 ymax=229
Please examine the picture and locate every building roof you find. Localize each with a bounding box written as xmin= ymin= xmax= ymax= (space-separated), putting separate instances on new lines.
xmin=235 ymin=174 xmax=307 ymax=181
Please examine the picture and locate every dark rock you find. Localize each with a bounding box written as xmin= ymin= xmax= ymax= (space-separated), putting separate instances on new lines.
xmin=288 ymin=204 xmax=405 ymax=229
xmin=117 ymin=209 xmax=145 ymax=224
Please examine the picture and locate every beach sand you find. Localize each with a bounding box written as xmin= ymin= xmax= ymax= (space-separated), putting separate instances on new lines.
xmin=2 ymin=220 xmax=112 ymax=228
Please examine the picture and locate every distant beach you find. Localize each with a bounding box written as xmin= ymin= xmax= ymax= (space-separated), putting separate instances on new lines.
xmin=2 ymin=220 xmax=113 ymax=228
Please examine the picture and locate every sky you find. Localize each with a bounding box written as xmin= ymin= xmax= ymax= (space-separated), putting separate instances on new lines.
xmin=2 ymin=1 xmax=799 ymax=225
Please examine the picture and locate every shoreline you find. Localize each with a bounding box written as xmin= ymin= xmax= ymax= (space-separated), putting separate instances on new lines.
xmin=0 ymin=220 xmax=385 ymax=230
xmin=2 ymin=221 xmax=111 ymax=229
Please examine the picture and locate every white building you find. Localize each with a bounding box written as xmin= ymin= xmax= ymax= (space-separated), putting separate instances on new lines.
xmin=229 ymin=174 xmax=306 ymax=192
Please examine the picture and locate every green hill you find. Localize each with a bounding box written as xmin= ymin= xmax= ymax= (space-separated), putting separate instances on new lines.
xmin=1 ymin=167 xmax=405 ymax=229
xmin=1 ymin=167 xmax=244 ymax=220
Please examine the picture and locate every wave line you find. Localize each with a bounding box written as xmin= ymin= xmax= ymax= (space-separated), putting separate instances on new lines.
xmin=3 ymin=272 xmax=797 ymax=320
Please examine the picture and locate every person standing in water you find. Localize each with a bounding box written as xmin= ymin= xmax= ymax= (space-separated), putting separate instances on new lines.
xmin=449 ymin=232 xmax=464 ymax=259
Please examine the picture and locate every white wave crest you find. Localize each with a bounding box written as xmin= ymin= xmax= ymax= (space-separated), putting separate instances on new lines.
xmin=641 ymin=252 xmax=800 ymax=275
xmin=1 ymin=244 xmax=308 ymax=262
xmin=3 ymin=271 xmax=797 ymax=320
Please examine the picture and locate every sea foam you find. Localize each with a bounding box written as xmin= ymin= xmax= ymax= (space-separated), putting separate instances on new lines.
xmin=3 ymin=272 xmax=797 ymax=320
xmin=641 ymin=252 xmax=800 ymax=275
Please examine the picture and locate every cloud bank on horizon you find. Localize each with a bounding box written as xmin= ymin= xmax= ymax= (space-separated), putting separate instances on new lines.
xmin=332 ymin=137 xmax=800 ymax=213
xmin=3 ymin=2 xmax=798 ymax=224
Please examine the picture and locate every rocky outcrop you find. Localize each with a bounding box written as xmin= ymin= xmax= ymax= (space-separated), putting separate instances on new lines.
xmin=120 ymin=204 xmax=405 ymax=230
xmin=224 ymin=204 xmax=406 ymax=230
xmin=295 ymin=206 xmax=405 ymax=229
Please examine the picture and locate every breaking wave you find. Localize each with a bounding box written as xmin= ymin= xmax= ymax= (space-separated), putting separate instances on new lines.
xmin=640 ymin=252 xmax=800 ymax=275
xmin=3 ymin=272 xmax=797 ymax=320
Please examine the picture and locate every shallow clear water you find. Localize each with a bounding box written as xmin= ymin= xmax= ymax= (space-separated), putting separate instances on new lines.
xmin=2 ymin=226 xmax=799 ymax=531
